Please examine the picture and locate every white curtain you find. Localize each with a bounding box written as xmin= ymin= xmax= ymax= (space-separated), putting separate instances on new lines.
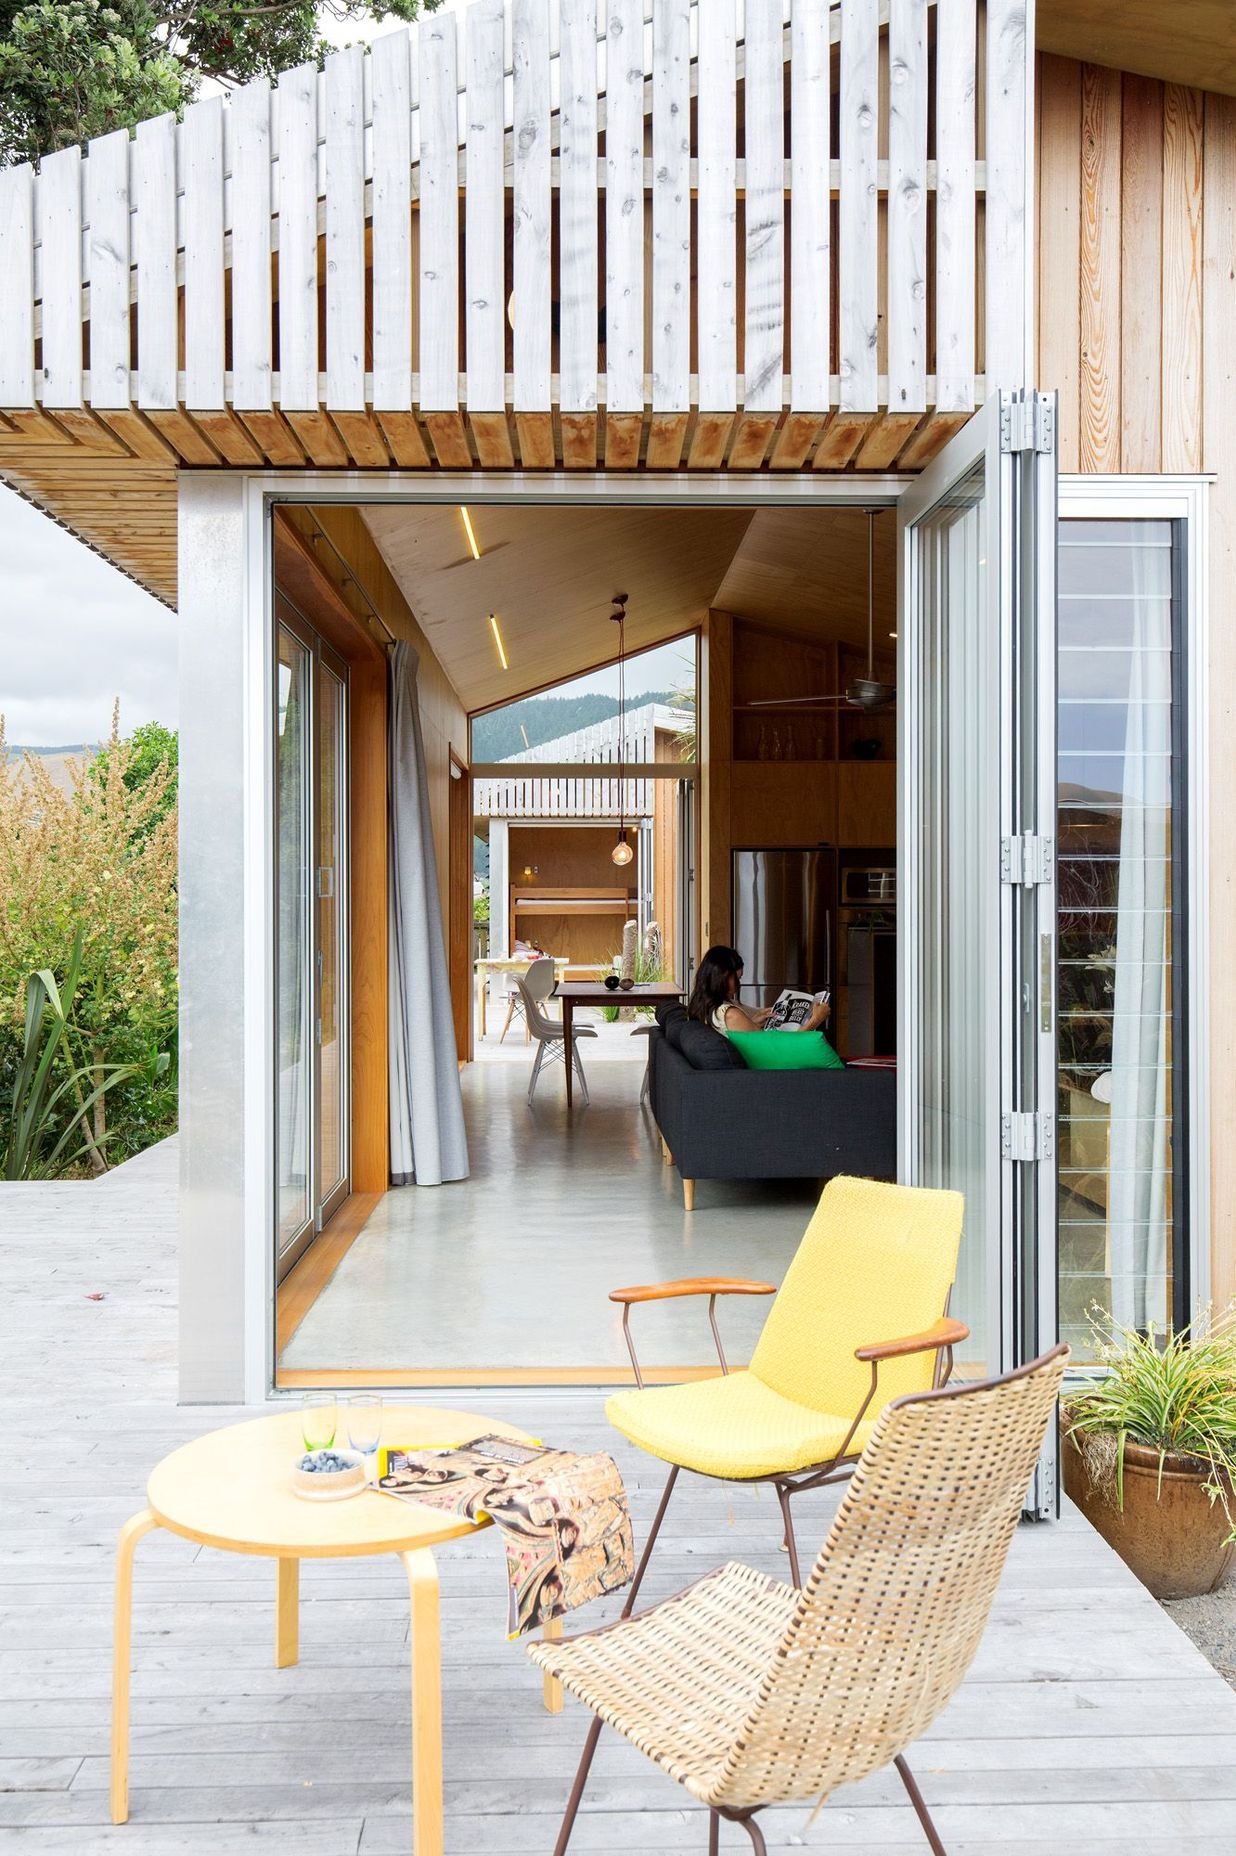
xmin=388 ymin=642 xmax=469 ymax=1186
xmin=1107 ymin=558 xmax=1170 ymax=1330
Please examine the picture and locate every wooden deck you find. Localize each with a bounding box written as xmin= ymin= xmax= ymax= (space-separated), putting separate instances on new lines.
xmin=4 ymin=1139 xmax=1236 ymax=1852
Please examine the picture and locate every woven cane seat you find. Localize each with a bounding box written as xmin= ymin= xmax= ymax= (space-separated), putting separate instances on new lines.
xmin=528 ymin=1560 xmax=798 ymax=1804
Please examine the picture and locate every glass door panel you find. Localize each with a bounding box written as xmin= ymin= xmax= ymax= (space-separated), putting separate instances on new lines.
xmin=276 ymin=625 xmax=314 ymax=1264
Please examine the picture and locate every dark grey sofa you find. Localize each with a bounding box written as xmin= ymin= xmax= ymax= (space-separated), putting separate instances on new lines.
xmin=648 ymin=1029 xmax=897 ymax=1210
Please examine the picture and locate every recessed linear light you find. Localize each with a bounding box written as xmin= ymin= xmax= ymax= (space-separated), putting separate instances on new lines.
xmin=488 ymin=612 xmax=509 ymax=671
xmin=460 ymin=506 xmax=481 ymax=560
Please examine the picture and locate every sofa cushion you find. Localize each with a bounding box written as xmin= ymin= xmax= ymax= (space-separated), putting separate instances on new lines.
xmin=727 ymin=1030 xmax=845 ymax=1071
xmin=656 ymin=1000 xmax=689 ymax=1040
xmin=676 ymin=1019 xmax=747 ymax=1071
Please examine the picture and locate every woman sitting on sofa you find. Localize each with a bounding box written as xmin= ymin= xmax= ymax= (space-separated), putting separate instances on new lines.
xmin=686 ymin=944 xmax=831 ymax=1038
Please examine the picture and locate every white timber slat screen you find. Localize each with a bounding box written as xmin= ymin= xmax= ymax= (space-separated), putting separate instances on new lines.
xmin=37 ymin=147 xmax=82 ymax=408
xmin=182 ymin=96 xmax=225 ymax=412
xmin=935 ymin=0 xmax=977 ymax=412
xmin=1 ymin=0 xmax=1030 ymax=470
xmin=275 ymin=62 xmax=320 ymax=411
xmin=85 ymin=131 xmax=131 ymax=411
xmin=695 ymin=0 xmax=736 ymax=413
xmin=790 ymin=0 xmax=830 ymax=413
xmin=886 ymin=0 xmax=927 ymax=412
xmin=984 ymin=0 xmax=1029 ymax=388
xmin=229 ymin=79 xmax=273 ymax=411
xmin=371 ymin=28 xmax=414 ymax=411
xmin=512 ymin=0 xmax=552 ymax=413
xmin=651 ymin=0 xmax=690 ymax=416
xmin=557 ymin=0 xmax=598 ymax=417
xmin=742 ymin=0 xmax=784 ymax=413
xmin=839 ymin=0 xmax=878 ymax=412
xmin=418 ymin=9 xmax=460 ymax=413
xmin=0 ymin=164 xmax=33 ymax=406
xmin=604 ymin=0 xmax=646 ymax=416
xmin=466 ymin=0 xmax=506 ymax=416
xmin=325 ymin=47 xmax=366 ymax=410
xmin=133 ymin=114 xmax=178 ymax=409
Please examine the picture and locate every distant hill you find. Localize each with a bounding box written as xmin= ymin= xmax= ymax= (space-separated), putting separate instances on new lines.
xmin=471 ymin=691 xmax=676 ymax=761
xmin=4 ymin=744 xmax=95 ymax=793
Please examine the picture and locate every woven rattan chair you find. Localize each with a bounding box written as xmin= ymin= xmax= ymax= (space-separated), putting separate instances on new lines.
xmin=530 ymin=1343 xmax=1068 ymax=1855
xmin=605 ymin=1175 xmax=968 ymax=1597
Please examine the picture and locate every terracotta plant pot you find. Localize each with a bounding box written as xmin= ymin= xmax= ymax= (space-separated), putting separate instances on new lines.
xmin=1061 ymin=1421 xmax=1236 ymax=1599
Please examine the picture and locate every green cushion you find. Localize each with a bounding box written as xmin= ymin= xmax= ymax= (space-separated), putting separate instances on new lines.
xmin=726 ymin=1030 xmax=845 ymax=1071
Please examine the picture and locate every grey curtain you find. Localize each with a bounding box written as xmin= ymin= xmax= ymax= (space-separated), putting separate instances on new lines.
xmin=388 ymin=642 xmax=469 ymax=1185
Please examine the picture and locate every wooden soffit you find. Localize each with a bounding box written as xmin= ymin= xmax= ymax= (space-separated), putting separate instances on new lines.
xmin=1037 ymin=1 xmax=1236 ymax=99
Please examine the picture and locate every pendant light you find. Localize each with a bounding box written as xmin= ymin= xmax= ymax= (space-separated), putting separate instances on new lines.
xmin=610 ymin=592 xmax=635 ymax=867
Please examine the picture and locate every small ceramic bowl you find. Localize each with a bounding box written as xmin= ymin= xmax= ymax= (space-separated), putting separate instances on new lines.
xmin=292 ymin=1447 xmax=368 ymax=1498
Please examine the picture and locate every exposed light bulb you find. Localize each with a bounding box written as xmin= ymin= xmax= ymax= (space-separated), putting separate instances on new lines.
xmin=611 ymin=836 xmax=635 ymax=867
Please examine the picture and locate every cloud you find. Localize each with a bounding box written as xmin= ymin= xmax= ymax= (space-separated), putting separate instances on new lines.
xmin=0 ymin=486 xmax=176 ymax=747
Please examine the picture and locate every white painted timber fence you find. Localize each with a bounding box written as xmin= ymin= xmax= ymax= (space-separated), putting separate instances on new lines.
xmin=0 ymin=0 xmax=1030 ymax=474
xmin=473 ymin=703 xmax=692 ymax=817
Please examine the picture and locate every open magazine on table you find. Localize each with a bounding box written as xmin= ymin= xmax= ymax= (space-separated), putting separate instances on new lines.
xmin=765 ymin=987 xmax=831 ymax=1029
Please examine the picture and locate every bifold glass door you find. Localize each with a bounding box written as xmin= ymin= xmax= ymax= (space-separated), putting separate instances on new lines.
xmin=276 ymin=607 xmax=351 ymax=1278
xmin=899 ymin=391 xmax=1058 ymax=1514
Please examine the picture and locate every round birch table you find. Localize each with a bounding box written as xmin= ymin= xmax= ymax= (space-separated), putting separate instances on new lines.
xmin=111 ymin=1405 xmax=558 ymax=1853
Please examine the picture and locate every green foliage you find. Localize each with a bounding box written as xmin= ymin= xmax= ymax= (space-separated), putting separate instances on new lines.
xmin=471 ymin=691 xmax=679 ymax=763
xmin=473 ymin=890 xmax=489 ymax=929
xmin=1064 ymin=1308 xmax=1236 ymax=1530
xmin=1 ymin=929 xmax=166 ymax=1179
xmin=0 ymin=1 xmax=439 ymax=166
xmin=91 ymin=719 xmax=178 ymax=838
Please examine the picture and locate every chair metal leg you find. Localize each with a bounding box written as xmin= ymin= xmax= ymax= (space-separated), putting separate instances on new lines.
xmin=572 ymin=1040 xmax=590 ymax=1104
xmin=553 ymin=1713 xmax=604 ymax=1856
xmin=895 ymin=1754 xmax=948 ymax=1855
xmin=528 ymin=1042 xmax=546 ymax=1105
xmin=774 ymin=1482 xmax=803 ymax=1589
xmin=708 ymin=1811 xmax=720 ymax=1855
xmin=735 ymin=1815 xmax=767 ymax=1854
xmin=640 ymin=1052 xmax=651 ymax=1107
xmin=621 ymin=1464 xmax=679 ymax=1618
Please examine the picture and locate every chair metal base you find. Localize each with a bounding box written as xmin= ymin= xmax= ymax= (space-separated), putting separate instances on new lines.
xmin=527 ymin=1035 xmax=591 ymax=1106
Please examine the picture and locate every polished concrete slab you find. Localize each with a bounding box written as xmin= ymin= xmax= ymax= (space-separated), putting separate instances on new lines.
xmin=280 ymin=1017 xmax=817 ymax=1375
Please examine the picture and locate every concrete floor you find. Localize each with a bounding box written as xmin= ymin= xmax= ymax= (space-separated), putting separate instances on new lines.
xmin=281 ymin=1015 xmax=816 ymax=1375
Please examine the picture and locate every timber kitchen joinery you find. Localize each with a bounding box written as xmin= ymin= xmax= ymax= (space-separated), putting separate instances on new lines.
xmin=0 ymin=0 xmax=1229 ymax=1405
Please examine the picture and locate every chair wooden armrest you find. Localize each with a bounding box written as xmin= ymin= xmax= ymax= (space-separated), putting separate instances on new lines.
xmin=609 ymin=1278 xmax=777 ymax=1305
xmin=610 ymin=1280 xmax=776 ymax=1387
xmin=854 ymin=1317 xmax=970 ymax=1362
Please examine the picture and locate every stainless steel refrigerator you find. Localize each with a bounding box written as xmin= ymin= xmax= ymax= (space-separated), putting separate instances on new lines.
xmin=731 ymin=847 xmax=837 ymax=1008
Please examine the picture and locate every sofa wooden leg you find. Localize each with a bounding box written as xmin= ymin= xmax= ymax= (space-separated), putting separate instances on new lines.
xmin=682 ymin=1178 xmax=695 ymax=1212
xmin=660 ymin=1135 xmax=672 ymax=1164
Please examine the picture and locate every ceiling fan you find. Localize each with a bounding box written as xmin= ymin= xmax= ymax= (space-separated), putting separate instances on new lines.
xmin=748 ymin=509 xmax=896 ymax=713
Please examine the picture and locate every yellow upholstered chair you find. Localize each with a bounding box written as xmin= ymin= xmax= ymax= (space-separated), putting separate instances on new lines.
xmin=606 ymin=1175 xmax=967 ymax=1596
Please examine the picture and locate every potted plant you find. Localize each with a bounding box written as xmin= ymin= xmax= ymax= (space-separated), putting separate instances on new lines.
xmin=1062 ymin=1310 xmax=1236 ymax=1599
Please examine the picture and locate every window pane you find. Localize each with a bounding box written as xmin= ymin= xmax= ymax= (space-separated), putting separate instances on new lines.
xmin=276 ymin=627 xmax=313 ymax=1256
xmin=1057 ymin=519 xmax=1179 ymax=1357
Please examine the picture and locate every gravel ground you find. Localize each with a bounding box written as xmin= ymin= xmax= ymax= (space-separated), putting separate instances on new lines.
xmin=1164 ymin=1578 xmax=1236 ymax=1689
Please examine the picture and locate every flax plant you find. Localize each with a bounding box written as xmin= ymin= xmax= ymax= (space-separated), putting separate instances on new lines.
xmin=1064 ymin=1307 xmax=1236 ymax=1532
xmin=0 ymin=707 xmax=178 ymax=1171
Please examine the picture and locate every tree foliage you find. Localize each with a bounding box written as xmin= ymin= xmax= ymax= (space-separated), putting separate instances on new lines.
xmin=0 ymin=706 xmax=178 ymax=1169
xmin=0 ymin=1 xmax=438 ymax=165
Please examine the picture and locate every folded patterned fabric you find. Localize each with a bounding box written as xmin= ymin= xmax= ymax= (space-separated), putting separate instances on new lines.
xmin=377 ymin=1434 xmax=633 ymax=1637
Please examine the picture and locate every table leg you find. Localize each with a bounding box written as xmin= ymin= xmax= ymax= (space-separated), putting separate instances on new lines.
xmin=541 ymin=1617 xmax=564 ymax=1713
xmin=111 ymin=1508 xmax=158 ymax=1825
xmin=563 ymin=998 xmax=574 ymax=1109
xmin=275 ymin=1557 xmax=300 ymax=1668
xmin=402 ymin=1548 xmax=443 ymax=1856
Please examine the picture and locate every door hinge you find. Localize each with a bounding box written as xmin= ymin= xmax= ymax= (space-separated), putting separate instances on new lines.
xmin=1001 ymin=832 xmax=1053 ymax=886
xmin=1000 ymin=391 xmax=1055 ymax=456
xmin=1002 ymin=1110 xmax=1055 ymax=1162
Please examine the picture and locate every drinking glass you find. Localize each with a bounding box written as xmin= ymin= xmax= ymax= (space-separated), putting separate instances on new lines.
xmin=301 ymin=1392 xmax=337 ymax=1453
xmin=345 ymin=1394 xmax=383 ymax=1459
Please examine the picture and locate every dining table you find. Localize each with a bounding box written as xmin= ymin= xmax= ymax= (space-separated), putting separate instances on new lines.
xmin=553 ymin=980 xmax=684 ymax=1107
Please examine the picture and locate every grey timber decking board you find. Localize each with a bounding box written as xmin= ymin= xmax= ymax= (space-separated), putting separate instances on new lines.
xmin=3 ymin=1137 xmax=1236 ymax=1851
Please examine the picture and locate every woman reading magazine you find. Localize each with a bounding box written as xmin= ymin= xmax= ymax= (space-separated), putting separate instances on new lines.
xmin=685 ymin=944 xmax=831 ymax=1037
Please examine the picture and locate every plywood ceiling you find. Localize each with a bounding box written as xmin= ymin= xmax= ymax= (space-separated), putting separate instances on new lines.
xmin=1037 ymin=1 xmax=1236 ymax=98
xmin=359 ymin=501 xmax=896 ymax=713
